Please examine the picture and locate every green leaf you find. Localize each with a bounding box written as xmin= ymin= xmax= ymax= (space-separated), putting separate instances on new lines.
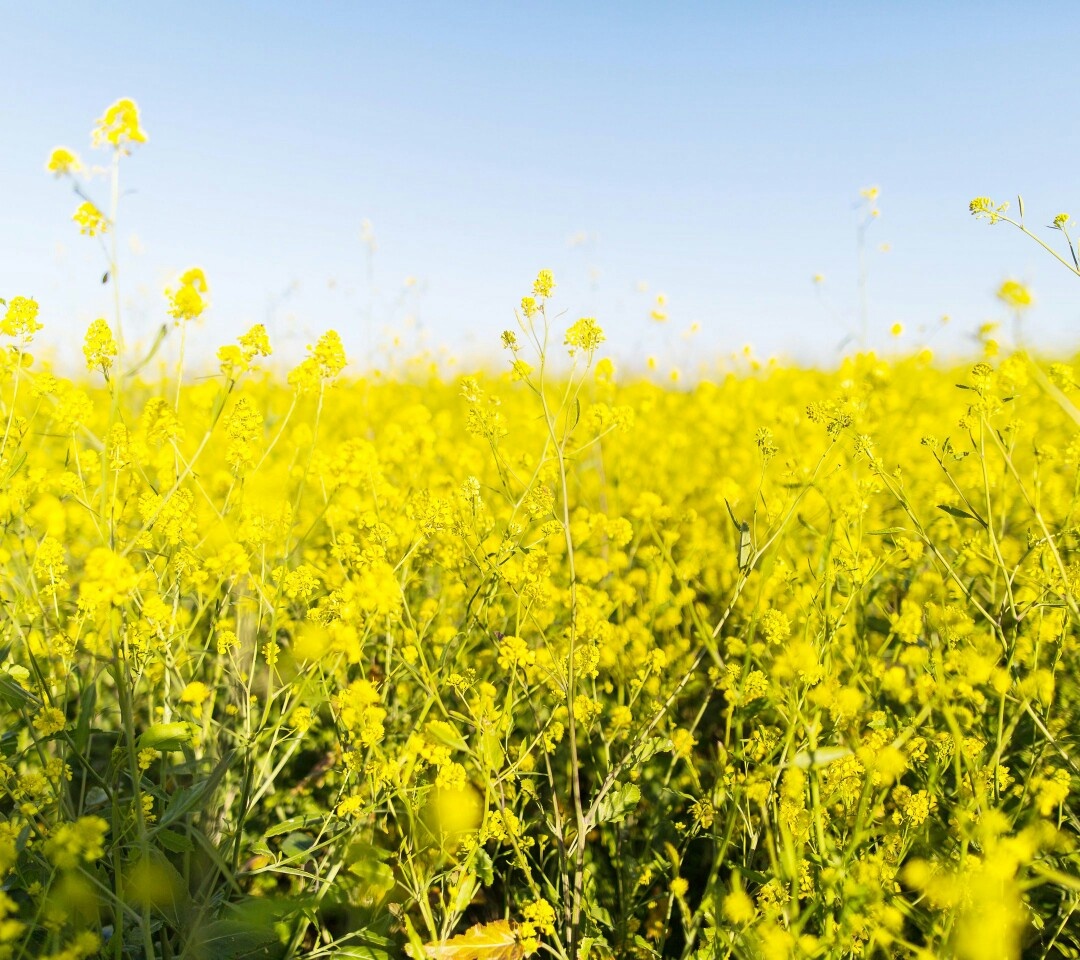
xmin=263 ymin=815 xmax=327 ymax=839
xmin=347 ymin=854 xmax=395 ymax=901
xmin=631 ymin=935 xmax=661 ymax=959
xmin=84 ymin=787 xmax=109 ymax=810
xmin=936 ymin=503 xmax=988 ymax=528
xmin=425 ymin=720 xmax=468 ymax=752
xmin=280 ymin=832 xmax=315 ymax=861
xmin=479 ymin=727 xmax=505 ymax=772
xmin=725 ymin=500 xmax=753 ymax=569
xmin=124 ymin=323 xmax=169 ymax=378
xmin=737 ymin=522 xmax=753 ymax=571
xmin=124 ymin=848 xmax=191 ymax=925
xmin=156 ymin=828 xmax=195 ymax=854
xmin=633 ymin=737 xmax=671 ymax=764
xmin=0 ymin=729 xmax=18 ymax=758
xmin=471 ymin=847 xmax=494 ymax=887
xmin=248 ymin=840 xmax=273 ymax=859
xmin=192 ymin=920 xmax=284 ymax=960
xmin=595 ymin=781 xmax=641 ymax=825
xmin=0 ymin=673 xmax=39 ymax=709
xmin=157 ymin=781 xmax=209 ymax=828
xmin=73 ymin=682 xmax=97 ymax=754
xmin=155 ymin=749 xmax=234 ymax=830
xmin=345 ymin=840 xmax=390 ymax=863
xmin=139 ymin=722 xmax=194 ymax=752
xmin=3 ymin=451 xmax=27 ymax=483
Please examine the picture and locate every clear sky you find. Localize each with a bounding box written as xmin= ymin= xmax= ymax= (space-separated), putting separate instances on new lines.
xmin=3 ymin=1 xmax=1080 ymax=373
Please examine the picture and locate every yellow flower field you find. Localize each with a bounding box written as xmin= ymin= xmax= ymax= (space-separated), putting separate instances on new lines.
xmin=2 ymin=101 xmax=1079 ymax=960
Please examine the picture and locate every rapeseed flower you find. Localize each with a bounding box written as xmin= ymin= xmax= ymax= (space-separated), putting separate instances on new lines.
xmin=92 ymin=97 xmax=147 ymax=149
xmin=997 ymin=278 xmax=1033 ymax=310
xmin=45 ymin=147 xmax=81 ymax=176
xmin=72 ymin=201 xmax=108 ymax=236
xmin=1 ymin=296 xmax=42 ymax=340
xmin=166 ymin=267 xmax=209 ymax=322
xmin=82 ymin=318 xmax=118 ymax=376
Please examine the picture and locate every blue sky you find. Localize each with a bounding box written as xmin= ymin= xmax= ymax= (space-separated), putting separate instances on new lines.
xmin=3 ymin=1 xmax=1080 ymax=373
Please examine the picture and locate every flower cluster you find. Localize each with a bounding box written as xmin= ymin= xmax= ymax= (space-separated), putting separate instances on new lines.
xmin=165 ymin=267 xmax=209 ymax=322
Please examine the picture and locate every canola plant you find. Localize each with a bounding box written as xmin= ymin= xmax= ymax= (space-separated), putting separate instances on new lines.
xmin=0 ymin=99 xmax=1077 ymax=960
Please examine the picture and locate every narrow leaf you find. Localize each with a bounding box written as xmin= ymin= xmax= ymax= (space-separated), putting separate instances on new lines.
xmin=125 ymin=323 xmax=170 ymax=378
xmin=936 ymin=503 xmax=988 ymax=528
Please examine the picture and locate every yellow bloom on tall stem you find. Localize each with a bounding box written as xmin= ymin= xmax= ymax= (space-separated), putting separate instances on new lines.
xmin=166 ymin=268 xmax=209 ymax=322
xmin=73 ymin=200 xmax=109 ymax=237
xmin=92 ymin=98 xmax=148 ymax=150
xmin=45 ymin=147 xmax=82 ymax=176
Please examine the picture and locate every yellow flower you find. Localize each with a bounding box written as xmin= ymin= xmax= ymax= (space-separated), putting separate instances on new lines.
xmin=288 ymin=330 xmax=347 ymax=392
xmin=651 ymin=293 xmax=668 ymax=322
xmin=311 ymin=329 xmax=346 ymax=377
xmin=83 ymin=319 xmax=118 ymax=376
xmin=138 ymin=749 xmax=158 ymax=771
xmin=92 ymin=97 xmax=148 ymax=149
xmin=755 ymin=608 xmax=785 ymax=643
xmin=903 ymin=789 xmax=935 ymax=825
xmin=564 ymin=317 xmax=605 ymax=355
xmin=522 ymin=899 xmax=556 ymax=935
xmin=78 ymin=548 xmax=138 ymax=608
xmin=33 ymin=707 xmax=66 ymax=737
xmin=218 ymin=324 xmax=273 ymax=380
xmin=532 ymin=269 xmax=555 ymax=298
xmin=670 ymin=727 xmax=697 ymax=759
xmin=44 ymin=817 xmax=109 ymax=870
xmin=497 ymin=635 xmax=535 ymax=671
xmin=73 ymin=201 xmax=109 ymax=237
xmin=969 ymin=196 xmax=1009 ymax=223
xmin=32 ymin=536 xmax=68 ymax=586
xmin=335 ymin=794 xmax=365 ymax=817
xmin=723 ymin=887 xmax=755 ymax=925
xmin=180 ymin=681 xmax=210 ymax=708
xmin=997 ymin=279 xmax=1033 ymax=310
xmin=238 ymin=323 xmax=272 ymax=359
xmin=45 ymin=147 xmax=82 ymax=176
xmin=1 ymin=296 xmax=43 ymax=340
xmin=166 ymin=267 xmax=209 ymax=322
xmin=435 ymin=760 xmax=467 ymax=792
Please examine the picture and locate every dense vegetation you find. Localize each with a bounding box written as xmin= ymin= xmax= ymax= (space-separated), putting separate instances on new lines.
xmin=2 ymin=99 xmax=1078 ymax=960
